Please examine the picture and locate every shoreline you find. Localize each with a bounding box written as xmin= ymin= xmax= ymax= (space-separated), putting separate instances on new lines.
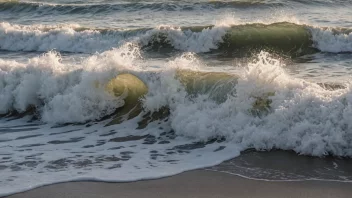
xmin=6 ymin=170 xmax=352 ymax=198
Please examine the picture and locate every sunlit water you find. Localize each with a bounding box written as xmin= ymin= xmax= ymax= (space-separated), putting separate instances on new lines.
xmin=1 ymin=0 xmax=352 ymax=196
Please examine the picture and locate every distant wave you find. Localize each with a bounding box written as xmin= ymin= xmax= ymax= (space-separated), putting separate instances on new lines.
xmin=0 ymin=22 xmax=352 ymax=54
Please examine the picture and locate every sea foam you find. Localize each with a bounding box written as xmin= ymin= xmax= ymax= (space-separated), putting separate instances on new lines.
xmin=1 ymin=48 xmax=352 ymax=196
xmin=1 ymin=21 xmax=352 ymax=54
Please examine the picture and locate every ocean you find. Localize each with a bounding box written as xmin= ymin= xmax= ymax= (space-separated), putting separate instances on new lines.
xmin=0 ymin=0 xmax=352 ymax=196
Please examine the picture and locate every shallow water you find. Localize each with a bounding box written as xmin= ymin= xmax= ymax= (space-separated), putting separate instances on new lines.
xmin=208 ymin=150 xmax=352 ymax=181
xmin=1 ymin=0 xmax=352 ymax=196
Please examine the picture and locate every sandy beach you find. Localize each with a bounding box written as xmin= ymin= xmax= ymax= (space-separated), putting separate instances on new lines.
xmin=6 ymin=170 xmax=352 ymax=198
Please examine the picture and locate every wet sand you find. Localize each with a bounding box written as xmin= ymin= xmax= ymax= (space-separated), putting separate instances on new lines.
xmin=6 ymin=170 xmax=352 ymax=198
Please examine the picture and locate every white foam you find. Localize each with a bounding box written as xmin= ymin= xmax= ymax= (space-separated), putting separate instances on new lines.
xmin=144 ymin=52 xmax=352 ymax=156
xmin=309 ymin=27 xmax=352 ymax=53
xmin=3 ymin=49 xmax=351 ymax=155
xmin=139 ymin=14 xmax=301 ymax=53
xmin=3 ymin=20 xmax=352 ymax=54
xmin=0 ymin=43 xmax=141 ymax=123
xmin=1 ymin=49 xmax=352 ymax=197
xmin=0 ymin=114 xmax=240 ymax=196
xmin=0 ymin=22 xmax=127 ymax=53
xmin=0 ymin=21 xmax=228 ymax=53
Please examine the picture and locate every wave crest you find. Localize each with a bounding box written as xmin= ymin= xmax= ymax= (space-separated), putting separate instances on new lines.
xmin=1 ymin=22 xmax=352 ymax=54
xmin=0 ymin=43 xmax=141 ymax=123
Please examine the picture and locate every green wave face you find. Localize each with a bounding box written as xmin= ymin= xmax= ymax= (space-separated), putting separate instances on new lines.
xmin=3 ymin=71 xmax=344 ymax=123
xmin=104 ymin=69 xmax=347 ymax=127
xmin=146 ymin=22 xmax=318 ymax=56
xmin=2 ymin=21 xmax=348 ymax=55
xmin=104 ymin=71 xmax=238 ymax=125
xmin=105 ymin=73 xmax=148 ymax=106
xmin=176 ymin=70 xmax=237 ymax=103
xmin=219 ymin=22 xmax=317 ymax=56
xmin=105 ymin=73 xmax=148 ymax=125
xmin=104 ymin=71 xmax=239 ymax=126
xmin=100 ymin=70 xmax=347 ymax=126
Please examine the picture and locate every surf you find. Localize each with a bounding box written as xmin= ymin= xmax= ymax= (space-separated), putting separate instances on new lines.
xmin=1 ymin=22 xmax=351 ymax=55
xmin=1 ymin=46 xmax=352 ymax=196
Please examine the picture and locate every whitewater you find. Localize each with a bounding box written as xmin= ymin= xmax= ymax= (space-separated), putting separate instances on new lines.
xmin=1 ymin=0 xmax=352 ymax=196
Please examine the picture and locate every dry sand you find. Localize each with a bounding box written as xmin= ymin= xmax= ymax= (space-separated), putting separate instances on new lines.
xmin=6 ymin=170 xmax=352 ymax=198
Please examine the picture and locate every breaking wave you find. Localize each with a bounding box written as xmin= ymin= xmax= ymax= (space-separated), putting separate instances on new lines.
xmin=1 ymin=43 xmax=352 ymax=196
xmin=0 ymin=22 xmax=352 ymax=54
xmin=1 ymin=43 xmax=352 ymax=155
xmin=2 ymin=1 xmax=352 ymax=197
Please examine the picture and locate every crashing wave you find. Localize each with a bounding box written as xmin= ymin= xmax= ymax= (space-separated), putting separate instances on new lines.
xmin=1 ymin=22 xmax=352 ymax=54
